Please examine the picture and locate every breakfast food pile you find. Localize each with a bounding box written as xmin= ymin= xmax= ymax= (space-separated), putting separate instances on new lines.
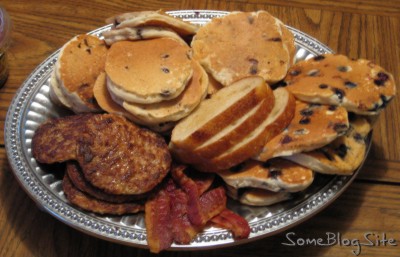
xmin=31 ymin=10 xmax=396 ymax=253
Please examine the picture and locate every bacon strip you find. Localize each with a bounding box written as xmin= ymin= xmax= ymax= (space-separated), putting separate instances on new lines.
xmin=211 ymin=209 xmax=251 ymax=239
xmin=171 ymin=165 xmax=226 ymax=226
xmin=144 ymin=180 xmax=174 ymax=253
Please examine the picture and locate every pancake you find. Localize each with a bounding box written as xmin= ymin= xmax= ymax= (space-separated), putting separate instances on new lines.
xmin=66 ymin=161 xmax=147 ymax=203
xmin=191 ymin=10 xmax=294 ymax=86
xmin=92 ymin=72 xmax=176 ymax=133
xmin=54 ymin=34 xmax=107 ymax=113
xmin=107 ymin=10 xmax=198 ymax=36
xmin=225 ymin=185 xmax=292 ymax=206
xmin=76 ymin=113 xmax=171 ymax=195
xmin=102 ymin=26 xmax=186 ymax=46
xmin=284 ymin=54 xmax=397 ymax=115
xmin=218 ymin=159 xmax=314 ymax=193
xmin=63 ymin=173 xmax=144 ymax=215
xmin=255 ymin=101 xmax=349 ymax=161
xmin=106 ymin=38 xmax=193 ymax=104
xmin=122 ymin=60 xmax=208 ymax=125
xmin=285 ymin=116 xmax=371 ymax=175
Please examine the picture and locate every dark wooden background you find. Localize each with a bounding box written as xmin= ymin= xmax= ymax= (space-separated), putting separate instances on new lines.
xmin=0 ymin=0 xmax=399 ymax=256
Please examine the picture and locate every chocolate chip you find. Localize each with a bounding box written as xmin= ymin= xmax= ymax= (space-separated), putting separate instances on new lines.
xmin=84 ymin=38 xmax=89 ymax=47
xmin=249 ymin=58 xmax=258 ymax=75
xmin=86 ymin=48 xmax=92 ymax=54
xmin=229 ymin=163 xmax=245 ymax=172
xmin=335 ymin=144 xmax=348 ymax=158
xmin=161 ymin=67 xmax=170 ymax=73
xmin=374 ymin=72 xmax=390 ymax=86
xmin=300 ymin=108 xmax=314 ymax=116
xmin=161 ymin=54 xmax=170 ymax=59
xmin=289 ymin=69 xmax=301 ymax=76
xmin=344 ymin=81 xmax=357 ymax=88
xmin=319 ymin=84 xmax=329 ymax=89
xmin=78 ymin=43 xmax=82 ymax=48
xmin=313 ymin=55 xmax=325 ymax=61
xmin=328 ymin=105 xmax=337 ymax=111
xmin=281 ymin=135 xmax=293 ymax=144
xmin=331 ymin=87 xmax=345 ymax=101
xmin=307 ymin=69 xmax=320 ymax=77
xmin=269 ymin=168 xmax=282 ymax=179
xmin=299 ymin=116 xmax=311 ymax=124
xmin=337 ymin=66 xmax=349 ymax=72
xmin=333 ymin=123 xmax=348 ymax=133
xmin=269 ymin=37 xmax=282 ymax=42
xmin=124 ymin=66 xmax=129 ymax=70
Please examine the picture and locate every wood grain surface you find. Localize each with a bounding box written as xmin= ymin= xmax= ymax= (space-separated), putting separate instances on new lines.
xmin=1 ymin=0 xmax=399 ymax=256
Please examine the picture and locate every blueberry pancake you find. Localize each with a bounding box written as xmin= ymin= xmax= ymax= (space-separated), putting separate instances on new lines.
xmin=255 ymin=101 xmax=349 ymax=161
xmin=284 ymin=54 xmax=396 ymax=115
xmin=285 ymin=116 xmax=371 ymax=175
xmin=106 ymin=38 xmax=193 ymax=104
xmin=218 ymin=159 xmax=314 ymax=193
xmin=191 ymin=10 xmax=295 ymax=86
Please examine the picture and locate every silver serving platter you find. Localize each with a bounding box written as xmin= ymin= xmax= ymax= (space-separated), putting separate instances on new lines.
xmin=5 ymin=10 xmax=371 ymax=250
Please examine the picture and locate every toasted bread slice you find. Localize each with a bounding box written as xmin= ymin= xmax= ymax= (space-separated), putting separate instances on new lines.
xmin=255 ymin=101 xmax=349 ymax=161
xmin=193 ymin=87 xmax=295 ymax=171
xmin=218 ymin=159 xmax=314 ymax=193
xmin=192 ymin=97 xmax=273 ymax=159
xmin=170 ymin=76 xmax=273 ymax=150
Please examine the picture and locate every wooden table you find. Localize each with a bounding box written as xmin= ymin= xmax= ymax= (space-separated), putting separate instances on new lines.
xmin=1 ymin=1 xmax=399 ymax=256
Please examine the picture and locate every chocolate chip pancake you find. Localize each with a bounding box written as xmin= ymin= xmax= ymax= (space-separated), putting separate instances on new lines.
xmin=284 ymin=54 xmax=397 ymax=115
xmin=285 ymin=116 xmax=371 ymax=175
xmin=255 ymin=101 xmax=349 ymax=161
xmin=191 ymin=10 xmax=294 ymax=86
xmin=52 ymin=34 xmax=107 ymax=113
xmin=76 ymin=113 xmax=171 ymax=195
xmin=225 ymin=184 xmax=292 ymax=206
xmin=63 ymin=173 xmax=144 ymax=215
xmin=106 ymin=38 xmax=193 ymax=104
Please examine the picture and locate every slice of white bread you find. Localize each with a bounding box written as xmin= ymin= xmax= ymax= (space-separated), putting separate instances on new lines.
xmin=191 ymin=97 xmax=273 ymax=159
xmin=170 ymin=76 xmax=273 ymax=150
xmin=193 ymin=87 xmax=295 ymax=172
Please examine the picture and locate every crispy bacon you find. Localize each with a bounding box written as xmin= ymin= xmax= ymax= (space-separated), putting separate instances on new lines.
xmin=211 ymin=209 xmax=251 ymax=239
xmin=144 ymin=180 xmax=174 ymax=253
xmin=171 ymin=165 xmax=226 ymax=226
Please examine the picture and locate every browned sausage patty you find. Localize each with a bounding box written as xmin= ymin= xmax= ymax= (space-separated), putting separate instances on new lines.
xmin=76 ymin=113 xmax=171 ymax=195
xmin=63 ymin=173 xmax=144 ymax=215
xmin=32 ymin=113 xmax=93 ymax=163
xmin=66 ymin=161 xmax=148 ymax=203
